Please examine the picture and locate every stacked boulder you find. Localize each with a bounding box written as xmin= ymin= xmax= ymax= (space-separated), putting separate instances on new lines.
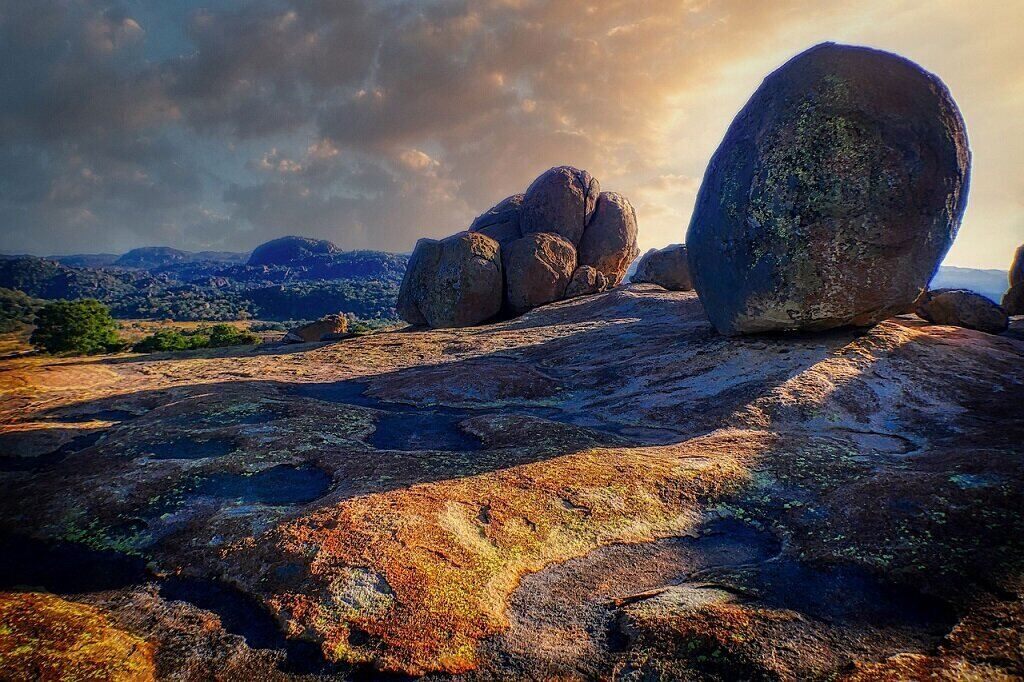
xmin=685 ymin=42 xmax=970 ymax=335
xmin=1002 ymin=245 xmax=1024 ymax=316
xmin=398 ymin=166 xmax=639 ymax=328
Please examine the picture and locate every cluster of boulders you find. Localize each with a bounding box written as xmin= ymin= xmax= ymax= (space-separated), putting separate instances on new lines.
xmin=398 ymin=167 xmax=639 ymax=328
xmin=915 ymin=289 xmax=1008 ymax=334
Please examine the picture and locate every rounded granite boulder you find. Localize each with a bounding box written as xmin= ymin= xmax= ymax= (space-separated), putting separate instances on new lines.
xmin=502 ymin=232 xmax=577 ymax=314
xmin=397 ymin=232 xmax=503 ymax=328
xmin=915 ymin=289 xmax=1008 ymax=334
xmin=632 ymin=244 xmax=693 ymax=291
xmin=1010 ymin=244 xmax=1024 ymax=288
xmin=468 ymin=193 xmax=524 ymax=246
xmin=686 ymin=42 xmax=970 ymax=335
xmin=578 ymin=191 xmax=640 ymax=286
xmin=520 ymin=166 xmax=600 ymax=246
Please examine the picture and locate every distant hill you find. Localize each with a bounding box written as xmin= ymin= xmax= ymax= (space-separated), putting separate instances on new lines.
xmin=52 ymin=253 xmax=120 ymax=268
xmin=930 ymin=266 xmax=1008 ymax=303
xmin=248 ymin=236 xmax=338 ymax=266
xmin=0 ymin=238 xmax=408 ymax=323
xmin=115 ymin=246 xmax=247 ymax=269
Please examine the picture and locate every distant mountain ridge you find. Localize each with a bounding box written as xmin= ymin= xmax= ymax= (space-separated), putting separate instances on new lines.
xmin=0 ymin=237 xmax=408 ymax=323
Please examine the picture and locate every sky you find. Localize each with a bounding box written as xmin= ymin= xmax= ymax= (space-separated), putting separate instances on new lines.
xmin=0 ymin=0 xmax=1021 ymax=269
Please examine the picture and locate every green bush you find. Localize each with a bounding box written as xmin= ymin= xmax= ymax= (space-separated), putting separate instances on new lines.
xmin=132 ymin=324 xmax=258 ymax=354
xmin=30 ymin=299 xmax=125 ymax=355
xmin=205 ymin=324 xmax=259 ymax=347
xmin=0 ymin=287 xmax=45 ymax=333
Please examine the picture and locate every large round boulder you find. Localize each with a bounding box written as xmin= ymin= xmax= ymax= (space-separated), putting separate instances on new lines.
xmin=468 ymin=194 xmax=523 ymax=246
xmin=1010 ymin=245 xmax=1024 ymax=288
xmin=632 ymin=244 xmax=693 ymax=291
xmin=520 ymin=166 xmax=599 ymax=246
xmin=915 ymin=289 xmax=1008 ymax=334
xmin=686 ymin=42 xmax=970 ymax=335
xmin=397 ymin=232 xmax=503 ymax=328
xmin=577 ymin=191 xmax=639 ymax=286
xmin=502 ymin=233 xmax=576 ymax=314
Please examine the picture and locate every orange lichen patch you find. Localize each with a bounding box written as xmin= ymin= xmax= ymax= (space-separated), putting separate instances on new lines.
xmin=843 ymin=653 xmax=1016 ymax=681
xmin=250 ymin=429 xmax=768 ymax=675
xmin=0 ymin=591 xmax=155 ymax=681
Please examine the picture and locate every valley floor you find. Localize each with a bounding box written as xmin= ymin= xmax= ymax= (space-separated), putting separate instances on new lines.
xmin=1 ymin=285 xmax=1022 ymax=680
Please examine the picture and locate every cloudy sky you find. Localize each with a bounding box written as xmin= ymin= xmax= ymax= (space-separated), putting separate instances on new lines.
xmin=1 ymin=0 xmax=1021 ymax=268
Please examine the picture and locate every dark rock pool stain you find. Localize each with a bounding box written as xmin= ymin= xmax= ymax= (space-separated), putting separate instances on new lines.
xmin=187 ymin=465 xmax=332 ymax=506
xmin=0 ymin=534 xmax=148 ymax=593
xmin=145 ymin=436 xmax=237 ymax=460
xmin=0 ymin=430 xmax=105 ymax=472
xmin=290 ymin=380 xmax=670 ymax=451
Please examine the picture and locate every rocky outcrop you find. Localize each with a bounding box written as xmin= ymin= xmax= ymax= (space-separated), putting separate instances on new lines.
xmin=577 ymin=192 xmax=639 ymax=285
xmin=686 ymin=42 xmax=970 ymax=335
xmin=398 ymin=167 xmax=638 ymax=326
xmin=632 ymin=244 xmax=693 ymax=291
xmin=565 ymin=265 xmax=608 ymax=298
xmin=502 ymin=233 xmax=576 ymax=313
xmin=520 ymin=166 xmax=600 ymax=246
xmin=915 ymin=288 xmax=1009 ymax=334
xmin=396 ymin=232 xmax=503 ymax=328
xmin=282 ymin=315 xmax=350 ymax=344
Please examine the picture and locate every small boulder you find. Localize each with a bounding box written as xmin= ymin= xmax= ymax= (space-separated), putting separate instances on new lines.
xmin=915 ymin=289 xmax=1008 ymax=334
xmin=520 ymin=166 xmax=600 ymax=246
xmin=468 ymin=194 xmax=523 ymax=246
xmin=686 ymin=43 xmax=970 ymax=335
xmin=1010 ymin=245 xmax=1024 ymax=288
xmin=1001 ymin=283 xmax=1024 ymax=316
xmin=577 ymin=191 xmax=639 ymax=286
xmin=397 ymin=232 xmax=503 ymax=328
xmin=565 ymin=265 xmax=608 ymax=298
xmin=502 ymin=233 xmax=576 ymax=313
xmin=283 ymin=315 xmax=350 ymax=343
xmin=632 ymin=244 xmax=693 ymax=291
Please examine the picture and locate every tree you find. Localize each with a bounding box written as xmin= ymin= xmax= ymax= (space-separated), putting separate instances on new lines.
xmin=30 ymin=299 xmax=125 ymax=355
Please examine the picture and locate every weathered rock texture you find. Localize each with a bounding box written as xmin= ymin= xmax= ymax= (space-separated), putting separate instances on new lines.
xmin=502 ymin=233 xmax=576 ymax=313
xmin=282 ymin=315 xmax=349 ymax=344
xmin=399 ymin=167 xmax=637 ymax=326
xmin=396 ymin=232 xmax=503 ymax=328
xmin=632 ymin=244 xmax=693 ymax=291
xmin=916 ymin=288 xmax=1009 ymax=334
xmin=2 ymin=285 xmax=1022 ymax=679
xmin=686 ymin=42 xmax=971 ymax=335
xmin=520 ymin=166 xmax=600 ymax=246
xmin=577 ymin=192 xmax=639 ymax=285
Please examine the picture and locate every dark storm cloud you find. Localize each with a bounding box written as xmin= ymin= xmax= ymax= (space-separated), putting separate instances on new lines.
xmin=1 ymin=0 xmax=1019 ymax=265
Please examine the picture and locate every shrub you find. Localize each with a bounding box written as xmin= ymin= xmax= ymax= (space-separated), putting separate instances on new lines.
xmin=132 ymin=324 xmax=258 ymax=354
xmin=0 ymin=288 xmax=45 ymax=333
xmin=30 ymin=299 xmax=125 ymax=355
xmin=205 ymin=324 xmax=259 ymax=347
